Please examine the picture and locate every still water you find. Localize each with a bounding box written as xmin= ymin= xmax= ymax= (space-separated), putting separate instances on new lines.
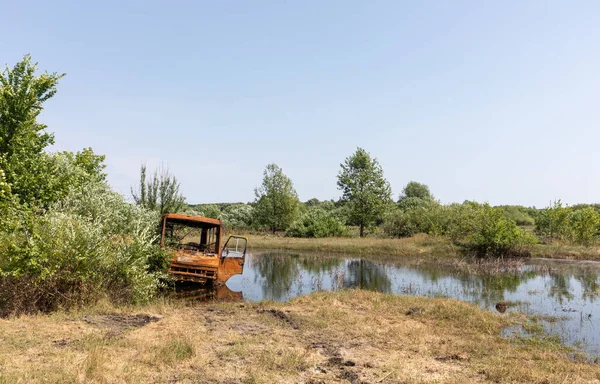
xmin=219 ymin=251 xmax=600 ymax=357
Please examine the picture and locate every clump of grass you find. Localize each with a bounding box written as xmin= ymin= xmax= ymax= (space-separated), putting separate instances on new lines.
xmin=83 ymin=346 xmax=108 ymax=380
xmin=158 ymin=335 xmax=195 ymax=363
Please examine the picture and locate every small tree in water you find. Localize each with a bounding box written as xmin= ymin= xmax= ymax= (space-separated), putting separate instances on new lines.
xmin=337 ymin=147 xmax=392 ymax=237
xmin=131 ymin=164 xmax=186 ymax=215
xmin=254 ymin=163 xmax=300 ymax=232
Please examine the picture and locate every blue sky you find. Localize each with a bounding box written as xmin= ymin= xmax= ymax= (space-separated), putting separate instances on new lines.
xmin=2 ymin=1 xmax=599 ymax=207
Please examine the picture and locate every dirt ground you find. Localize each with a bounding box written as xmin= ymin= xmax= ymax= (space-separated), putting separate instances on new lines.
xmin=0 ymin=290 xmax=598 ymax=383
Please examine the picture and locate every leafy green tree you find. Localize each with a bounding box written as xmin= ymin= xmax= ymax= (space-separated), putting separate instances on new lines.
xmin=131 ymin=164 xmax=186 ymax=216
xmin=0 ymin=55 xmax=65 ymax=205
xmin=399 ymin=181 xmax=433 ymax=202
xmin=253 ymin=163 xmax=300 ymax=232
xmin=337 ymin=148 xmax=392 ymax=237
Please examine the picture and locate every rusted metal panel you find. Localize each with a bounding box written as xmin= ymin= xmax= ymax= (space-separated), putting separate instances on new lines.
xmin=163 ymin=213 xmax=222 ymax=226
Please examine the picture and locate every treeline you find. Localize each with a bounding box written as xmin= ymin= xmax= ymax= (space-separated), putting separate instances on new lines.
xmin=182 ymin=156 xmax=600 ymax=257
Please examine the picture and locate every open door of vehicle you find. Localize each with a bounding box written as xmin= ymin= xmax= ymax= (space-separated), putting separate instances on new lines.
xmin=218 ymin=235 xmax=248 ymax=283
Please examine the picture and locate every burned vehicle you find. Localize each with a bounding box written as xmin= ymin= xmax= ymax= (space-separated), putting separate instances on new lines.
xmin=160 ymin=213 xmax=247 ymax=284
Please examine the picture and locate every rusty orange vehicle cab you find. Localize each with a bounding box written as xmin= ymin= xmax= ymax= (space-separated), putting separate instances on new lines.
xmin=160 ymin=213 xmax=247 ymax=284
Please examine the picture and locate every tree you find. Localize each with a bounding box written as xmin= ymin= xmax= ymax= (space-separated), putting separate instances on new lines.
xmin=337 ymin=147 xmax=392 ymax=237
xmin=399 ymin=181 xmax=433 ymax=202
xmin=131 ymin=164 xmax=186 ymax=215
xmin=0 ymin=55 xmax=65 ymax=205
xmin=253 ymin=163 xmax=300 ymax=232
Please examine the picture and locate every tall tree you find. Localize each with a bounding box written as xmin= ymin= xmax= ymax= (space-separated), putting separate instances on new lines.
xmin=337 ymin=147 xmax=392 ymax=237
xmin=254 ymin=163 xmax=300 ymax=232
xmin=131 ymin=164 xmax=186 ymax=215
xmin=0 ymin=55 xmax=65 ymax=204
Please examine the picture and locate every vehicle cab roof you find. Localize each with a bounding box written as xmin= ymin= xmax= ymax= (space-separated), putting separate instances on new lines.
xmin=163 ymin=213 xmax=222 ymax=227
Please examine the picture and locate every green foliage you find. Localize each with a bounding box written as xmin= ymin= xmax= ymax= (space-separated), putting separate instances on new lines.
xmin=0 ymin=56 xmax=170 ymax=316
xmin=131 ymin=164 xmax=186 ymax=216
xmin=337 ymin=148 xmax=393 ymax=237
xmin=497 ymin=205 xmax=535 ymax=226
xmin=187 ymin=203 xmax=220 ymax=219
xmin=382 ymin=209 xmax=417 ymax=238
xmin=462 ymin=203 xmax=536 ymax=257
xmin=382 ymin=201 xmax=534 ymax=257
xmin=0 ymin=181 xmax=164 ymax=315
xmin=383 ymin=200 xmax=447 ymax=238
xmin=0 ymin=167 xmax=10 ymax=202
xmin=220 ymin=203 xmax=254 ymax=230
xmin=566 ymin=207 xmax=600 ymax=246
xmin=0 ymin=55 xmax=66 ymax=206
xmin=534 ymin=201 xmax=571 ymax=242
xmin=286 ymin=207 xmax=348 ymax=238
xmin=253 ymin=163 xmax=300 ymax=232
xmin=398 ymin=181 xmax=433 ymax=202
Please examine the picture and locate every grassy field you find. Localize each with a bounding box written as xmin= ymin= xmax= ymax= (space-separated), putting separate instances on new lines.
xmin=245 ymin=233 xmax=461 ymax=258
xmin=0 ymin=290 xmax=597 ymax=383
xmin=245 ymin=234 xmax=600 ymax=261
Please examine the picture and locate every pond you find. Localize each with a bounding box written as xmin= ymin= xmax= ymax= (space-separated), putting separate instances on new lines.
xmin=198 ymin=251 xmax=600 ymax=358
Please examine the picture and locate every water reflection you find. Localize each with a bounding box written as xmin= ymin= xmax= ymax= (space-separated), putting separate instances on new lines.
xmin=224 ymin=251 xmax=600 ymax=357
xmin=343 ymin=260 xmax=391 ymax=293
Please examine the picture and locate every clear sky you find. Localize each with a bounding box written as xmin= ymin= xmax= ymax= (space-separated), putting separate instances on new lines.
xmin=2 ymin=1 xmax=599 ymax=207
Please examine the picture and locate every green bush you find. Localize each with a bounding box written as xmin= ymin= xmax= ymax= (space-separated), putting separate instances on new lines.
xmin=462 ymin=203 xmax=536 ymax=257
xmin=497 ymin=205 xmax=535 ymax=226
xmin=381 ymin=209 xmax=418 ymax=237
xmin=383 ymin=202 xmax=445 ymax=237
xmin=534 ymin=201 xmax=572 ymax=243
xmin=286 ymin=207 xmax=348 ymax=238
xmin=0 ymin=181 xmax=165 ymax=316
xmin=219 ymin=203 xmax=254 ymax=230
xmin=566 ymin=207 xmax=600 ymax=246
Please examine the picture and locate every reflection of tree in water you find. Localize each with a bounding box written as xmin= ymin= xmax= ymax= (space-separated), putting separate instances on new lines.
xmin=296 ymin=254 xmax=343 ymax=274
xmin=411 ymin=262 xmax=537 ymax=308
xmin=252 ymin=252 xmax=300 ymax=301
xmin=548 ymin=272 xmax=574 ymax=304
xmin=576 ymin=269 xmax=600 ymax=302
xmin=343 ymin=259 xmax=392 ymax=293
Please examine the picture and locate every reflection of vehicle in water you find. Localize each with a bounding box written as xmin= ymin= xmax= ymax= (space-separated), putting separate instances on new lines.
xmin=161 ymin=213 xmax=247 ymax=284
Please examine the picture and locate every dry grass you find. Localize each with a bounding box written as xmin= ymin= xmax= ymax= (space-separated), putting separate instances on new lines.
xmin=0 ymin=291 xmax=598 ymax=383
xmin=246 ymin=234 xmax=600 ymax=262
xmin=246 ymin=233 xmax=460 ymax=258
xmin=532 ymin=243 xmax=600 ymax=261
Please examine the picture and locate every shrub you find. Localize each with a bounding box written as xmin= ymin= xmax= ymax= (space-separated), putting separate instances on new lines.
xmin=534 ymin=201 xmax=571 ymax=243
xmin=0 ymin=181 xmax=165 ymax=316
xmin=382 ymin=209 xmax=418 ymax=237
xmin=463 ymin=203 xmax=536 ymax=257
xmin=383 ymin=201 xmax=448 ymax=237
xmin=567 ymin=207 xmax=600 ymax=246
xmin=497 ymin=205 xmax=535 ymax=226
xmin=286 ymin=208 xmax=348 ymax=238
xmin=219 ymin=203 xmax=254 ymax=230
